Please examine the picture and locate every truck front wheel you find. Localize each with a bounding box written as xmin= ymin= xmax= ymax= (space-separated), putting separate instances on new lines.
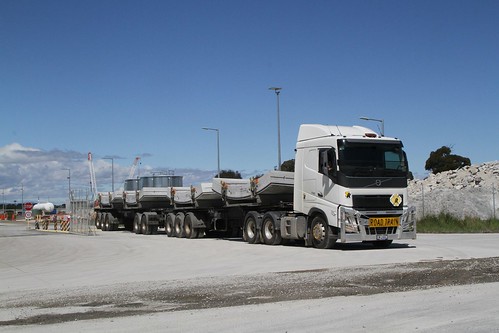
xmin=311 ymin=216 xmax=336 ymax=249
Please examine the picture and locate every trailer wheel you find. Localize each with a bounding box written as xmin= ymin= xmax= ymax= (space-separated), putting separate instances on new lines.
xmin=102 ymin=213 xmax=110 ymax=231
xmin=141 ymin=214 xmax=150 ymax=235
xmin=311 ymin=215 xmax=336 ymax=249
xmin=99 ymin=213 xmax=106 ymax=230
xmin=133 ymin=214 xmax=142 ymax=234
xmin=174 ymin=213 xmax=185 ymax=238
xmin=165 ymin=213 xmax=175 ymax=237
xmin=262 ymin=213 xmax=282 ymax=245
xmin=184 ymin=213 xmax=199 ymax=239
xmin=95 ymin=213 xmax=101 ymax=229
xmin=243 ymin=211 xmax=260 ymax=244
xmin=106 ymin=214 xmax=113 ymax=231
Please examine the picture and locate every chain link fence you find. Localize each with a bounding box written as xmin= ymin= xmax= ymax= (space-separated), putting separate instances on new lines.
xmin=409 ymin=184 xmax=498 ymax=220
xmin=68 ymin=189 xmax=97 ymax=235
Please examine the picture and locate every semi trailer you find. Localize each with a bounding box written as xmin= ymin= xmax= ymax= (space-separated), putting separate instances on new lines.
xmin=94 ymin=124 xmax=416 ymax=249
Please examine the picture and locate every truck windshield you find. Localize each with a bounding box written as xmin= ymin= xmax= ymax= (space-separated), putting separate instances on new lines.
xmin=337 ymin=140 xmax=408 ymax=177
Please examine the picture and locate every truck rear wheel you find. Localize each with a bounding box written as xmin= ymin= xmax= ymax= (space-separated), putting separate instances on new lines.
xmin=311 ymin=216 xmax=336 ymax=249
xmin=262 ymin=213 xmax=282 ymax=245
xmin=243 ymin=211 xmax=260 ymax=244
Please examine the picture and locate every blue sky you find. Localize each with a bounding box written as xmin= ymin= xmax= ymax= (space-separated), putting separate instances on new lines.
xmin=1 ymin=0 xmax=498 ymax=204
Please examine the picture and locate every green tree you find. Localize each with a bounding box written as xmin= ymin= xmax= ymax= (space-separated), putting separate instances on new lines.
xmin=280 ymin=159 xmax=295 ymax=172
xmin=425 ymin=146 xmax=471 ymax=174
xmin=217 ymin=169 xmax=242 ymax=179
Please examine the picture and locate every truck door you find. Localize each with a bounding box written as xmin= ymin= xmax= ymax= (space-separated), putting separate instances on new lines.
xmin=302 ymin=148 xmax=319 ymax=205
xmin=318 ymin=148 xmax=337 ymax=199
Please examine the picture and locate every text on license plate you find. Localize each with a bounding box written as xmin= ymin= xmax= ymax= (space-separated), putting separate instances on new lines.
xmin=368 ymin=217 xmax=400 ymax=227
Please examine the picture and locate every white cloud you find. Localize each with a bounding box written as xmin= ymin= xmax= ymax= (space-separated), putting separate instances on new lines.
xmin=0 ymin=143 xmax=267 ymax=205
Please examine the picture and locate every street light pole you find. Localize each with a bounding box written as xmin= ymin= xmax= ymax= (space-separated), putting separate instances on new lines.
xmin=103 ymin=157 xmax=115 ymax=192
xmin=269 ymin=87 xmax=282 ymax=170
xmin=202 ymin=127 xmax=220 ymax=178
xmin=360 ymin=116 xmax=385 ymax=137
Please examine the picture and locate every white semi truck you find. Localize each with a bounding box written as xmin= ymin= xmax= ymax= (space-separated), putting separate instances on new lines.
xmin=94 ymin=124 xmax=416 ymax=249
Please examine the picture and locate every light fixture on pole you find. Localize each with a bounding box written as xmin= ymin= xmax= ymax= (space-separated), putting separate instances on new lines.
xmin=103 ymin=157 xmax=115 ymax=192
xmin=202 ymin=127 xmax=221 ymax=178
xmin=360 ymin=116 xmax=385 ymax=137
xmin=269 ymin=87 xmax=282 ymax=170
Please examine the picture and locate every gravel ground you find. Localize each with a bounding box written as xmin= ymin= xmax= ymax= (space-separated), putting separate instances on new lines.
xmin=1 ymin=257 xmax=499 ymax=327
xmin=2 ymin=221 xmax=499 ymax=332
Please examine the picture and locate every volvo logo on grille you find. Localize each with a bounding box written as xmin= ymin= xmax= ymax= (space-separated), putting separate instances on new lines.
xmin=375 ymin=179 xmax=382 ymax=187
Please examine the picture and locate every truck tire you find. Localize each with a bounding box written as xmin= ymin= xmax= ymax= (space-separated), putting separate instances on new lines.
xmin=99 ymin=213 xmax=106 ymax=230
xmin=262 ymin=213 xmax=282 ymax=245
xmin=311 ymin=215 xmax=336 ymax=249
xmin=106 ymin=214 xmax=114 ymax=231
xmin=184 ymin=213 xmax=199 ymax=239
xmin=141 ymin=214 xmax=151 ymax=235
xmin=133 ymin=214 xmax=142 ymax=234
xmin=174 ymin=213 xmax=185 ymax=238
xmin=165 ymin=213 xmax=175 ymax=237
xmin=243 ymin=211 xmax=260 ymax=244
xmin=102 ymin=213 xmax=110 ymax=231
xmin=95 ymin=213 xmax=101 ymax=229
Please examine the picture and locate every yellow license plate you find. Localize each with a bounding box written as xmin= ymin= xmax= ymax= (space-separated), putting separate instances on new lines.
xmin=368 ymin=217 xmax=400 ymax=227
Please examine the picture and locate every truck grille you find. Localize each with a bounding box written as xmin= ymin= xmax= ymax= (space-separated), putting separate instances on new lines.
xmin=352 ymin=195 xmax=403 ymax=211
xmin=365 ymin=226 xmax=397 ymax=235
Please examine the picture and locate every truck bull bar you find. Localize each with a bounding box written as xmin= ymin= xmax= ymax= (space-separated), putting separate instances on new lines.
xmin=339 ymin=206 xmax=416 ymax=243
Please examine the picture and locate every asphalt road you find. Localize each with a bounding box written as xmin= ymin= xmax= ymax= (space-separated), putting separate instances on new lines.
xmin=1 ymin=221 xmax=499 ymax=332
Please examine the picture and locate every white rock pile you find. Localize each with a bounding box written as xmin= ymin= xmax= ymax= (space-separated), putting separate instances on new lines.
xmin=408 ymin=161 xmax=499 ymax=220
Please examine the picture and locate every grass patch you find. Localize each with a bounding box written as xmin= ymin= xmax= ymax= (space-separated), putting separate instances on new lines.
xmin=417 ymin=213 xmax=499 ymax=233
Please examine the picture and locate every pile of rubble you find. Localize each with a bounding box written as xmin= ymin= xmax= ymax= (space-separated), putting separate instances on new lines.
xmin=408 ymin=162 xmax=499 ymax=220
